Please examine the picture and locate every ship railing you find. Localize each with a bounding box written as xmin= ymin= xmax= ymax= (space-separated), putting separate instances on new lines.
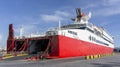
xmin=15 ymin=36 xmax=26 ymax=39
xmin=26 ymin=34 xmax=46 ymax=38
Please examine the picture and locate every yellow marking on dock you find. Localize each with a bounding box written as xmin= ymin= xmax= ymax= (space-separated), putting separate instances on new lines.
xmin=17 ymin=53 xmax=28 ymax=57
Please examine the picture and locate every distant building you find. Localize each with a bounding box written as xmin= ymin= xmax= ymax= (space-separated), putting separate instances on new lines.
xmin=0 ymin=46 xmax=3 ymax=51
xmin=114 ymin=47 xmax=120 ymax=52
xmin=0 ymin=46 xmax=6 ymax=55
xmin=0 ymin=46 xmax=6 ymax=52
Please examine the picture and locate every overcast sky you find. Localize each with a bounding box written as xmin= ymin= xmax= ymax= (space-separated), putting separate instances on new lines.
xmin=0 ymin=0 xmax=120 ymax=48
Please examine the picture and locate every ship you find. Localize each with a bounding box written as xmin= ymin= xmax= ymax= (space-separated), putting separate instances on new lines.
xmin=7 ymin=8 xmax=114 ymax=58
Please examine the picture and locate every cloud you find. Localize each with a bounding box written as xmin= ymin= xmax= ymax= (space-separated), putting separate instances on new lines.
xmin=14 ymin=24 xmax=39 ymax=36
xmin=13 ymin=11 xmax=71 ymax=36
xmin=93 ymin=7 xmax=120 ymax=16
xmin=103 ymin=0 xmax=120 ymax=6
xmin=11 ymin=15 xmax=43 ymax=36
xmin=100 ymin=21 xmax=113 ymax=27
xmin=40 ymin=10 xmax=70 ymax=22
xmin=83 ymin=4 xmax=98 ymax=9
xmin=55 ymin=11 xmax=70 ymax=17
xmin=41 ymin=14 xmax=62 ymax=22
xmin=81 ymin=0 xmax=120 ymax=17
xmin=11 ymin=16 xmax=40 ymax=25
xmin=88 ymin=0 xmax=120 ymax=17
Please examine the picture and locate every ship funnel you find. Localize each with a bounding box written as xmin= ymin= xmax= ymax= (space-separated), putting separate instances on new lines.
xmin=71 ymin=8 xmax=83 ymax=22
xmin=76 ymin=8 xmax=82 ymax=19
xmin=72 ymin=8 xmax=92 ymax=24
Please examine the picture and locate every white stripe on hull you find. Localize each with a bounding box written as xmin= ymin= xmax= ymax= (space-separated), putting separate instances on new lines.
xmin=58 ymin=29 xmax=114 ymax=48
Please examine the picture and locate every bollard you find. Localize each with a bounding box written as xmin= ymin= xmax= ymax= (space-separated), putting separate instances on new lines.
xmin=90 ymin=55 xmax=94 ymax=59
xmin=86 ymin=56 xmax=90 ymax=60
xmin=98 ymin=55 xmax=101 ymax=58
xmin=93 ymin=55 xmax=98 ymax=59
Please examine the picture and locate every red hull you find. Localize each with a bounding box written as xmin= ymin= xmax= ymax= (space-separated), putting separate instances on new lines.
xmin=51 ymin=35 xmax=113 ymax=58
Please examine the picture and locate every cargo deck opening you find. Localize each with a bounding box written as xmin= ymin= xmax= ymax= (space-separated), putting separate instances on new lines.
xmin=15 ymin=40 xmax=27 ymax=52
xmin=29 ymin=39 xmax=50 ymax=55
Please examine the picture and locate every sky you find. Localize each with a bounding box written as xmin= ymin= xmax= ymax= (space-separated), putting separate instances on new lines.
xmin=0 ymin=0 xmax=120 ymax=49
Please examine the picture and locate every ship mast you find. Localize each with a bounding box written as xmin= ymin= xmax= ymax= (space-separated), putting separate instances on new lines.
xmin=58 ymin=19 xmax=61 ymax=30
xmin=20 ymin=26 xmax=23 ymax=37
